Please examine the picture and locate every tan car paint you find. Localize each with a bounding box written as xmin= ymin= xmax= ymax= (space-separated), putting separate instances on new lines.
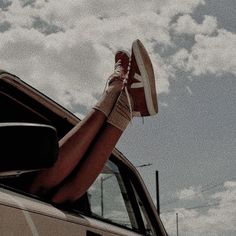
xmin=0 ymin=188 xmax=142 ymax=236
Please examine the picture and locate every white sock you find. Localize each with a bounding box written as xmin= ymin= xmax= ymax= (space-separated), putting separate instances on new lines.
xmin=93 ymin=83 xmax=122 ymax=117
xmin=107 ymin=91 xmax=132 ymax=131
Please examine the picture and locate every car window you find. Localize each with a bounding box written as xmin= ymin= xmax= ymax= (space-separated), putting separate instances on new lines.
xmin=130 ymin=182 xmax=155 ymax=236
xmin=87 ymin=160 xmax=139 ymax=231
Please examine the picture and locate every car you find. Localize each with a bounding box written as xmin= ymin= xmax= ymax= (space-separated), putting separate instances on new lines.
xmin=0 ymin=70 xmax=167 ymax=236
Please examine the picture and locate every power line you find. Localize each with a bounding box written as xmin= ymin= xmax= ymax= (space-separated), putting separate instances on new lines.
xmin=161 ymin=203 xmax=219 ymax=213
xmin=135 ymin=163 xmax=153 ymax=168
xmin=163 ymin=209 xmax=235 ymax=234
xmin=161 ymin=201 xmax=234 ymax=214
xmin=161 ymin=177 xmax=236 ymax=207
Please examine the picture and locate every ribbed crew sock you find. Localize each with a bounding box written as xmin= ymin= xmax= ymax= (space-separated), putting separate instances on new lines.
xmin=93 ymin=82 xmax=122 ymax=117
xmin=107 ymin=91 xmax=133 ymax=131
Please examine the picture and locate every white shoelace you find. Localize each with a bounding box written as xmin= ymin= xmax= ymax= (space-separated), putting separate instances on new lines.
xmin=114 ymin=59 xmax=122 ymax=76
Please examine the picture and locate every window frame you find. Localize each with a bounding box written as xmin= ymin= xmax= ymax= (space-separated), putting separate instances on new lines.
xmin=68 ymin=159 xmax=147 ymax=234
xmin=111 ymin=156 xmax=167 ymax=236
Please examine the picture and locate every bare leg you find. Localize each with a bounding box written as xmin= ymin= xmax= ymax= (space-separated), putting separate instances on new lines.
xmin=52 ymin=91 xmax=131 ymax=203
xmin=51 ymin=39 xmax=158 ymax=203
xmin=30 ymin=51 xmax=130 ymax=195
xmin=32 ymin=40 xmax=157 ymax=204
xmin=30 ymin=109 xmax=106 ymax=194
xmin=30 ymin=81 xmax=123 ymax=194
xmin=52 ymin=123 xmax=122 ymax=203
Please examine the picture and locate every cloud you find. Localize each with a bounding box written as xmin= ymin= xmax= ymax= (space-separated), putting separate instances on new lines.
xmin=177 ymin=186 xmax=202 ymax=200
xmin=32 ymin=16 xmax=64 ymax=35
xmin=0 ymin=19 xmax=11 ymax=32
xmin=0 ymin=27 xmax=101 ymax=108
xmin=0 ymin=0 xmax=12 ymax=11
xmin=0 ymin=0 xmax=210 ymax=113
xmin=19 ymin=0 xmax=36 ymax=8
xmin=0 ymin=0 xmax=178 ymax=112
xmin=185 ymin=86 xmax=193 ymax=96
xmin=160 ymin=0 xmax=205 ymax=18
xmin=171 ymin=29 xmax=236 ymax=76
xmin=161 ymin=181 xmax=236 ymax=235
xmin=173 ymin=15 xmax=217 ymax=35
xmin=74 ymin=112 xmax=85 ymax=120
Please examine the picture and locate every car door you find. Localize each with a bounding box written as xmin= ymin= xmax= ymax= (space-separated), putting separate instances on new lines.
xmin=0 ymin=158 xmax=162 ymax=235
xmin=0 ymin=187 xmax=143 ymax=236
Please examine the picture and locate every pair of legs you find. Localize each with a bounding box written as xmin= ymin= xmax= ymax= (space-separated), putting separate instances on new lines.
xmin=30 ymin=84 xmax=124 ymax=203
xmin=30 ymin=39 xmax=158 ymax=204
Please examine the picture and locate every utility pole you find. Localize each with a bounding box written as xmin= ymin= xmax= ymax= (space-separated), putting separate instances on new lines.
xmin=101 ymin=175 xmax=114 ymax=217
xmin=136 ymin=164 xmax=159 ymax=215
xmin=156 ymin=171 xmax=160 ymax=215
xmin=176 ymin=213 xmax=179 ymax=236
xmin=101 ymin=177 xmax=104 ymax=217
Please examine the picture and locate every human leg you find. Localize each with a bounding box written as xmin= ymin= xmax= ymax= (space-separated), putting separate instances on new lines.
xmin=52 ymin=123 xmax=123 ymax=203
xmin=51 ymin=39 xmax=158 ymax=203
xmin=52 ymin=91 xmax=131 ymax=203
xmin=30 ymin=51 xmax=130 ymax=194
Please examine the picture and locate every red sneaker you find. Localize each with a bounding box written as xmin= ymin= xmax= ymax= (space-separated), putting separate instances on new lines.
xmin=108 ymin=50 xmax=130 ymax=86
xmin=126 ymin=39 xmax=158 ymax=117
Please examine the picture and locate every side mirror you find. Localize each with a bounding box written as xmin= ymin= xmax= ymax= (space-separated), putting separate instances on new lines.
xmin=0 ymin=123 xmax=59 ymax=177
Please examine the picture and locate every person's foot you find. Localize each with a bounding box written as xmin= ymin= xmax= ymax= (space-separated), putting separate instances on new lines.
xmin=125 ymin=39 xmax=158 ymax=117
xmin=108 ymin=50 xmax=130 ymax=87
xmin=94 ymin=50 xmax=130 ymax=118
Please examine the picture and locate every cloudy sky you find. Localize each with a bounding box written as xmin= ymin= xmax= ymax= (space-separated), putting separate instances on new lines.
xmin=0 ymin=0 xmax=235 ymax=235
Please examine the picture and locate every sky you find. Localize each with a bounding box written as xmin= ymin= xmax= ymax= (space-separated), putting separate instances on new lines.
xmin=0 ymin=0 xmax=235 ymax=235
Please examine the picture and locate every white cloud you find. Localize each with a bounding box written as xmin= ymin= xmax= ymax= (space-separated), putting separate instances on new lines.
xmin=0 ymin=27 xmax=100 ymax=108
xmin=161 ymin=181 xmax=236 ymax=235
xmin=171 ymin=29 xmax=236 ymax=76
xmin=0 ymin=0 xmax=211 ymax=112
xmin=159 ymin=102 xmax=168 ymax=107
xmin=0 ymin=0 xmax=182 ymax=112
xmin=160 ymin=0 xmax=205 ymax=18
xmin=173 ymin=15 xmax=217 ymax=35
xmin=177 ymin=186 xmax=202 ymax=200
xmin=186 ymin=86 xmax=193 ymax=96
xmin=170 ymin=48 xmax=189 ymax=69
xmin=74 ymin=112 xmax=85 ymax=120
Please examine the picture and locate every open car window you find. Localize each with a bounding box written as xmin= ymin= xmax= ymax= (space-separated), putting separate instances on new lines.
xmin=70 ymin=159 xmax=159 ymax=235
xmin=87 ymin=160 xmax=139 ymax=230
xmin=130 ymin=182 xmax=155 ymax=236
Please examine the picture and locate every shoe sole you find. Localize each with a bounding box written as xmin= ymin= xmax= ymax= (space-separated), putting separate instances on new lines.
xmin=132 ymin=39 xmax=158 ymax=115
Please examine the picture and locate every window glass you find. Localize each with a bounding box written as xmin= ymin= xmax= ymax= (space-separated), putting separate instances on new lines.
xmin=87 ymin=161 xmax=139 ymax=230
xmin=131 ymin=182 xmax=155 ymax=236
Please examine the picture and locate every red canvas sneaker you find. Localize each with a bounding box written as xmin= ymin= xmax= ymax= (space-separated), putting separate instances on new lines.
xmin=108 ymin=50 xmax=130 ymax=86
xmin=126 ymin=39 xmax=158 ymax=117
